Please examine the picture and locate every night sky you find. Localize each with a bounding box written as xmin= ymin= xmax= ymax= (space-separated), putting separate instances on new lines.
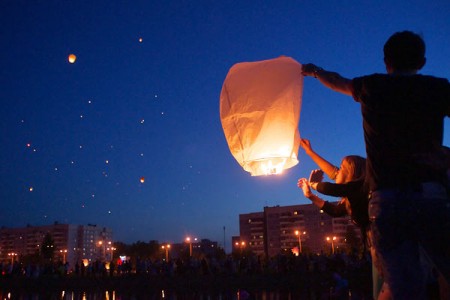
xmin=1 ymin=0 xmax=449 ymax=252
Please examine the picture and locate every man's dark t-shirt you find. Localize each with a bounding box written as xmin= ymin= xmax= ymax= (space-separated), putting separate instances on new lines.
xmin=352 ymin=74 xmax=450 ymax=191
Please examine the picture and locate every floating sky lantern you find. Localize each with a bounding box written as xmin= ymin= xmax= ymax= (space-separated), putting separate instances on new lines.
xmin=140 ymin=177 xmax=145 ymax=183
xmin=220 ymin=56 xmax=303 ymax=176
xmin=68 ymin=54 xmax=77 ymax=63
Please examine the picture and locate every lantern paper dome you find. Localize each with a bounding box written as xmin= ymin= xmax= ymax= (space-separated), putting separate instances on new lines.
xmin=220 ymin=56 xmax=303 ymax=176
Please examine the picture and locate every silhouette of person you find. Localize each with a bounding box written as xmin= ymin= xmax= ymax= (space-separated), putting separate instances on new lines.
xmin=301 ymin=30 xmax=450 ymax=299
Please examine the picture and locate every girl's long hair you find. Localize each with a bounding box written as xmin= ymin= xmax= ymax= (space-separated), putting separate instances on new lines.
xmin=340 ymin=155 xmax=366 ymax=216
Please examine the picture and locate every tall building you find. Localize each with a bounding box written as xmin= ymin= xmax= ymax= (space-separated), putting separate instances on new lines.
xmin=238 ymin=203 xmax=360 ymax=257
xmin=79 ymin=224 xmax=113 ymax=264
xmin=0 ymin=222 xmax=113 ymax=269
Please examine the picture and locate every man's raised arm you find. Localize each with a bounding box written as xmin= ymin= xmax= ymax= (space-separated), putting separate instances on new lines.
xmin=302 ymin=63 xmax=353 ymax=96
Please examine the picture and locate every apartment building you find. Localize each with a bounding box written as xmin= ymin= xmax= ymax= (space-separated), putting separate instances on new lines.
xmin=0 ymin=222 xmax=113 ymax=269
xmin=238 ymin=203 xmax=361 ymax=257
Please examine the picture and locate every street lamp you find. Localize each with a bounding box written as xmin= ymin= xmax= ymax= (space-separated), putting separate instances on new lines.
xmin=186 ymin=237 xmax=192 ymax=257
xmin=234 ymin=241 xmax=245 ymax=247
xmin=60 ymin=249 xmax=67 ymax=264
xmin=185 ymin=237 xmax=198 ymax=257
xmin=161 ymin=244 xmax=171 ymax=262
xmin=107 ymin=241 xmax=115 ymax=261
xmin=295 ymin=230 xmax=306 ymax=254
xmin=8 ymin=252 xmax=17 ymax=264
xmin=98 ymin=240 xmax=107 ymax=261
xmin=234 ymin=241 xmax=246 ymax=255
xmin=107 ymin=246 xmax=116 ymax=261
xmin=326 ymin=236 xmax=337 ymax=254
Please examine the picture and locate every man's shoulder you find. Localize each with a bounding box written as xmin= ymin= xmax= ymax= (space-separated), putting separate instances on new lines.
xmin=414 ymin=74 xmax=449 ymax=85
xmin=354 ymin=73 xmax=450 ymax=92
xmin=355 ymin=73 xmax=449 ymax=84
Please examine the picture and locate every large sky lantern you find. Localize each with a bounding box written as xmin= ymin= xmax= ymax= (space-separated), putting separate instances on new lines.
xmin=220 ymin=56 xmax=303 ymax=176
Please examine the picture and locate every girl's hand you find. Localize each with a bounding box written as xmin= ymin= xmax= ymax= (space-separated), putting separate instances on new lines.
xmin=297 ymin=178 xmax=313 ymax=198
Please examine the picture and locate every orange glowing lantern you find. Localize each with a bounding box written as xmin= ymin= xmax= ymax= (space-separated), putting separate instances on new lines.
xmin=68 ymin=54 xmax=77 ymax=63
xmin=140 ymin=177 xmax=145 ymax=183
xmin=220 ymin=56 xmax=303 ymax=176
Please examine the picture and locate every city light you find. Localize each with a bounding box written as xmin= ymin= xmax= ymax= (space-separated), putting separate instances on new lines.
xmin=60 ymin=249 xmax=67 ymax=264
xmin=185 ymin=237 xmax=197 ymax=257
xmin=161 ymin=244 xmax=171 ymax=261
xmin=326 ymin=236 xmax=337 ymax=254
xmin=294 ymin=230 xmax=306 ymax=255
xmin=8 ymin=252 xmax=18 ymax=264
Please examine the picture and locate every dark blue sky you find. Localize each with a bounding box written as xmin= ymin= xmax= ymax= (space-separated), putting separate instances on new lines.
xmin=1 ymin=0 xmax=449 ymax=252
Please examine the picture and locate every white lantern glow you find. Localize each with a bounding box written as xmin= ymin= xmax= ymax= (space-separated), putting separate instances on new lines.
xmin=220 ymin=56 xmax=303 ymax=176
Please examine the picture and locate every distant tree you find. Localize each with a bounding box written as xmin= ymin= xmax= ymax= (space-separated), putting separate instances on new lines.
xmin=130 ymin=240 xmax=156 ymax=259
xmin=114 ymin=241 xmax=128 ymax=256
xmin=147 ymin=240 xmax=160 ymax=259
xmin=21 ymin=252 xmax=40 ymax=265
xmin=212 ymin=246 xmax=226 ymax=261
xmin=114 ymin=240 xmax=161 ymax=261
xmin=41 ymin=232 xmax=55 ymax=262
xmin=232 ymin=244 xmax=255 ymax=260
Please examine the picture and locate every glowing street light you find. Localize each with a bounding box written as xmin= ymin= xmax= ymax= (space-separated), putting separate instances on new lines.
xmin=60 ymin=249 xmax=67 ymax=264
xmin=8 ymin=252 xmax=17 ymax=264
xmin=326 ymin=236 xmax=337 ymax=254
xmin=295 ymin=230 xmax=306 ymax=254
xmin=186 ymin=237 xmax=192 ymax=257
xmin=98 ymin=240 xmax=107 ymax=260
xmin=234 ymin=241 xmax=246 ymax=255
xmin=107 ymin=241 xmax=115 ymax=261
xmin=185 ymin=237 xmax=197 ymax=257
xmin=161 ymin=244 xmax=171 ymax=262
xmin=234 ymin=241 xmax=246 ymax=247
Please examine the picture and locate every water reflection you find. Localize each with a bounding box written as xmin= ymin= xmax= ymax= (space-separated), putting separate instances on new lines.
xmin=0 ymin=289 xmax=304 ymax=300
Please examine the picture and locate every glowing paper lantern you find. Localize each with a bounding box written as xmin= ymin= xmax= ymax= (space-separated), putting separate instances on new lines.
xmin=68 ymin=54 xmax=77 ymax=63
xmin=140 ymin=177 xmax=145 ymax=183
xmin=220 ymin=56 xmax=303 ymax=176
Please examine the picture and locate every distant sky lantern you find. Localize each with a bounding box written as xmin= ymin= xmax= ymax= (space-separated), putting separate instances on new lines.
xmin=140 ymin=177 xmax=145 ymax=183
xmin=68 ymin=54 xmax=77 ymax=63
xmin=220 ymin=56 xmax=303 ymax=176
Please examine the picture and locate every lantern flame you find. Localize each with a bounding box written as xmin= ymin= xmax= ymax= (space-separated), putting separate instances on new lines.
xmin=260 ymin=158 xmax=288 ymax=175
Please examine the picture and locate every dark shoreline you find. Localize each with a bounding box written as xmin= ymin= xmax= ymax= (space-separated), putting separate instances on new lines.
xmin=0 ymin=273 xmax=309 ymax=293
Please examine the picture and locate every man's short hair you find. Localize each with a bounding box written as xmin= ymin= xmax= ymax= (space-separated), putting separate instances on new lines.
xmin=383 ymin=31 xmax=425 ymax=71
